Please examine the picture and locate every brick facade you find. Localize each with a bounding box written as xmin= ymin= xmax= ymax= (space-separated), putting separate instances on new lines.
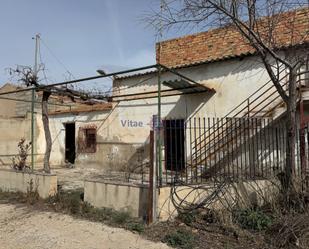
xmin=156 ymin=8 xmax=309 ymax=68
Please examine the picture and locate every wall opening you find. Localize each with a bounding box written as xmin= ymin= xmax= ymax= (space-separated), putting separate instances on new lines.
xmin=163 ymin=119 xmax=185 ymax=171
xmin=78 ymin=126 xmax=97 ymax=153
xmin=65 ymin=123 xmax=76 ymax=164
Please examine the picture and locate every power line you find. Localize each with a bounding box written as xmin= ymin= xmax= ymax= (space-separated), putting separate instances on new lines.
xmin=40 ymin=37 xmax=76 ymax=80
xmin=37 ymin=38 xmax=51 ymax=84
xmin=40 ymin=36 xmax=118 ymax=92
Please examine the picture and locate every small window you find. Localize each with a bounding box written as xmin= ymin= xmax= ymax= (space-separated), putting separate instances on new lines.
xmin=85 ymin=128 xmax=96 ymax=150
xmin=78 ymin=127 xmax=97 ymax=153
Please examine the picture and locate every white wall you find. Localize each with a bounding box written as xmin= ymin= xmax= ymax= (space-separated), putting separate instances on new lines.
xmin=0 ymin=54 xmax=289 ymax=171
xmin=111 ymin=56 xmax=272 ymax=136
xmin=93 ymin=56 xmax=274 ymax=170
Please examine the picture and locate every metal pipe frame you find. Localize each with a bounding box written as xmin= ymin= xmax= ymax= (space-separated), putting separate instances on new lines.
xmin=0 ymin=63 xmax=214 ymax=97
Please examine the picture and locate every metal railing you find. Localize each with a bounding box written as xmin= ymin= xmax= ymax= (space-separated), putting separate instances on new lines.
xmin=160 ymin=116 xmax=309 ymax=186
xmin=190 ymin=69 xmax=309 ymax=169
xmin=191 ymin=68 xmax=288 ymax=158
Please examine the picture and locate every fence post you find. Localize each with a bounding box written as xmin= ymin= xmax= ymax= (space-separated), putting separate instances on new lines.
xmin=299 ymin=100 xmax=307 ymax=179
xmin=147 ymin=130 xmax=156 ymax=224
xmin=31 ymin=88 xmax=35 ymax=171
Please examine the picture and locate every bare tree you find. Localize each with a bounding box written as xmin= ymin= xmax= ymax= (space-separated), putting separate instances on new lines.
xmin=41 ymin=90 xmax=52 ymax=173
xmin=147 ymin=1 xmax=309 ymax=195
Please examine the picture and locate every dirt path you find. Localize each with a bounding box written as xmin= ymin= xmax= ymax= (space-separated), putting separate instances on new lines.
xmin=0 ymin=203 xmax=170 ymax=249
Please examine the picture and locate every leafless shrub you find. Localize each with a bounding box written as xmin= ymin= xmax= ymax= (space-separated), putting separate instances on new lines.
xmin=12 ymin=138 xmax=31 ymax=171
xmin=268 ymin=213 xmax=309 ymax=249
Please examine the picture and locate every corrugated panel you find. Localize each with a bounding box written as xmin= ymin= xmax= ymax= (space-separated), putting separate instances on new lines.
xmin=163 ymin=79 xmax=209 ymax=93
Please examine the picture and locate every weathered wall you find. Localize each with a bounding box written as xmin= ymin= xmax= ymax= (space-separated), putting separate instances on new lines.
xmin=0 ymin=106 xmax=115 ymax=170
xmin=0 ymin=55 xmax=294 ymax=172
xmin=0 ymin=84 xmax=19 ymax=118
xmin=34 ymin=110 xmax=111 ymax=168
xmin=84 ymin=178 xmax=278 ymax=220
xmin=100 ymin=55 xmax=274 ymax=171
xmin=84 ymin=180 xmax=148 ymax=218
xmin=157 ymin=180 xmax=279 ymax=221
xmin=0 ymin=115 xmax=34 ymax=166
xmin=0 ymin=168 xmax=57 ymax=198
xmin=0 ymin=83 xmax=41 ymax=118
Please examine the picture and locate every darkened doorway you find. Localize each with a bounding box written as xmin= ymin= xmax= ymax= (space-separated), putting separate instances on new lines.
xmin=164 ymin=119 xmax=185 ymax=171
xmin=65 ymin=123 xmax=76 ymax=164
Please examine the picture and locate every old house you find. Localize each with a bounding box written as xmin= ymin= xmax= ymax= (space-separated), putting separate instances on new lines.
xmin=98 ymin=8 xmax=309 ymax=181
xmin=78 ymin=8 xmax=309 ymax=219
xmin=0 ymin=83 xmax=112 ymax=169
xmin=0 ymin=8 xmax=308 ymax=181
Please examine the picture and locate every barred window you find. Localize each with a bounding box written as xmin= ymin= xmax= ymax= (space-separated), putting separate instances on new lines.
xmin=78 ymin=127 xmax=97 ymax=153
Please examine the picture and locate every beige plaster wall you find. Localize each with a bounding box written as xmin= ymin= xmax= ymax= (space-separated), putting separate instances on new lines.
xmin=0 ymin=169 xmax=57 ymax=198
xmin=84 ymin=179 xmax=278 ymax=220
xmin=0 ymin=55 xmax=289 ymax=172
xmin=0 ymin=115 xmax=32 ymax=166
xmin=39 ymin=55 xmax=281 ymax=171
xmin=157 ymin=180 xmax=279 ymax=221
xmin=0 ymin=84 xmax=18 ymax=118
xmin=94 ymin=55 xmax=274 ymax=171
xmin=34 ymin=111 xmax=110 ymax=168
xmin=84 ymin=180 xmax=148 ymax=218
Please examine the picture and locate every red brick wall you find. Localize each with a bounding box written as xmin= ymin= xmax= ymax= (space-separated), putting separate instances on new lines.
xmin=156 ymin=8 xmax=309 ymax=68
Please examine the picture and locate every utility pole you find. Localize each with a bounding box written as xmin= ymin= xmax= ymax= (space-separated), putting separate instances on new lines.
xmin=156 ymin=0 xmax=164 ymax=186
xmin=157 ymin=66 xmax=162 ymax=186
xmin=34 ymin=34 xmax=40 ymax=76
xmin=31 ymin=33 xmax=40 ymax=170
xmin=149 ymin=0 xmax=164 ymax=223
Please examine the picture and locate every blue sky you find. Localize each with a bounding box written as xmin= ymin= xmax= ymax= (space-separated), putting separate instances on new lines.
xmin=0 ymin=0 xmax=179 ymax=90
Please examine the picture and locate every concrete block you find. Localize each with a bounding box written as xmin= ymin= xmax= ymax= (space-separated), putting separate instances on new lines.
xmin=0 ymin=169 xmax=57 ymax=198
xmin=84 ymin=180 xmax=148 ymax=218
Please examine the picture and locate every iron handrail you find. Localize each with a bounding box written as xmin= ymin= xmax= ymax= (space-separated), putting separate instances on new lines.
xmin=191 ymin=77 xmax=305 ymax=167
xmin=191 ymin=69 xmax=288 ymax=151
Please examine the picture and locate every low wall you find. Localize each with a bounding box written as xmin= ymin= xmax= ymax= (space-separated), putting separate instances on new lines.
xmin=84 ymin=179 xmax=278 ymax=221
xmin=84 ymin=180 xmax=149 ymax=218
xmin=157 ymin=180 xmax=278 ymax=221
xmin=0 ymin=169 xmax=57 ymax=198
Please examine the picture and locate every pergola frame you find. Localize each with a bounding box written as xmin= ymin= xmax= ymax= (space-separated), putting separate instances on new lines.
xmin=0 ymin=63 xmax=216 ymax=222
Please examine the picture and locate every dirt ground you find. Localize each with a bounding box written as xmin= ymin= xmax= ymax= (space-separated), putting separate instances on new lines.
xmin=0 ymin=203 xmax=170 ymax=249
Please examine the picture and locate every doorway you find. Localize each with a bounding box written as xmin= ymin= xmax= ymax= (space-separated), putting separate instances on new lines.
xmin=163 ymin=119 xmax=185 ymax=171
xmin=65 ymin=123 xmax=76 ymax=164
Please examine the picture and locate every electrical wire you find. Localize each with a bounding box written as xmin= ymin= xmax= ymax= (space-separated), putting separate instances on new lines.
xmin=38 ymin=37 xmax=51 ymax=84
xmin=40 ymin=37 xmax=76 ymax=80
xmin=170 ymin=177 xmax=232 ymax=215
